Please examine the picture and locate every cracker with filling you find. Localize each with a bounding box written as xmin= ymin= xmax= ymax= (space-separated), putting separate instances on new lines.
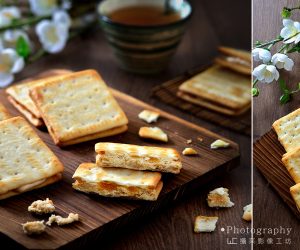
xmin=6 ymin=70 xmax=72 ymax=126
xmin=72 ymin=163 xmax=163 ymax=201
xmin=177 ymin=65 xmax=250 ymax=111
xmin=95 ymin=142 xmax=182 ymax=174
xmin=29 ymin=70 xmax=128 ymax=146
xmin=0 ymin=117 xmax=64 ymax=200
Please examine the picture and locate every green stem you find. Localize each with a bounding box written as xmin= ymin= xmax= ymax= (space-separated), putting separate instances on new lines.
xmin=278 ymin=44 xmax=289 ymax=53
xmin=0 ymin=15 xmax=50 ymax=32
xmin=255 ymin=37 xmax=283 ymax=48
xmin=253 ymin=79 xmax=259 ymax=87
xmin=27 ymin=48 xmax=46 ymax=63
xmin=289 ymin=6 xmax=300 ymax=11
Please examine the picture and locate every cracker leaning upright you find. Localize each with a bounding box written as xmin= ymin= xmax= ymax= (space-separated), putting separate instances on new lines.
xmin=0 ymin=117 xmax=64 ymax=200
xmin=29 ymin=70 xmax=128 ymax=146
xmin=272 ymin=108 xmax=300 ymax=152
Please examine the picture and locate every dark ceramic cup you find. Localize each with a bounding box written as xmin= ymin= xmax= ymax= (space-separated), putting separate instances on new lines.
xmin=98 ymin=0 xmax=192 ymax=74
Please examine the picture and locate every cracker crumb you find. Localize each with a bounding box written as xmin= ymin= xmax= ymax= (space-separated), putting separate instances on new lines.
xmin=207 ymin=187 xmax=234 ymax=208
xmin=197 ymin=137 xmax=203 ymax=142
xmin=210 ymin=139 xmax=230 ymax=149
xmin=139 ymin=127 xmax=168 ymax=142
xmin=194 ymin=216 xmax=218 ymax=233
xmin=186 ymin=139 xmax=192 ymax=144
xmin=22 ymin=220 xmax=46 ymax=235
xmin=242 ymin=204 xmax=252 ymax=221
xmin=182 ymin=147 xmax=198 ymax=155
xmin=28 ymin=198 xmax=55 ymax=214
xmin=138 ymin=110 xmax=160 ymax=123
xmin=46 ymin=213 xmax=79 ymax=226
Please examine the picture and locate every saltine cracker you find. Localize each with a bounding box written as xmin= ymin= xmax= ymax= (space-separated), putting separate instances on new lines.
xmin=0 ymin=117 xmax=63 ymax=199
xmin=30 ymin=70 xmax=128 ymax=145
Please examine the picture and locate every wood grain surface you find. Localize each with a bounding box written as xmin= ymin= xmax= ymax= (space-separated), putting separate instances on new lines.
xmin=0 ymin=77 xmax=240 ymax=249
xmin=253 ymin=0 xmax=300 ymax=249
xmin=253 ymin=129 xmax=300 ymax=218
xmin=0 ymin=0 xmax=251 ymax=249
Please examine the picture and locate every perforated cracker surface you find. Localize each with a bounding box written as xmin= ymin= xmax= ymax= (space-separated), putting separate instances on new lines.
xmin=0 ymin=117 xmax=64 ymax=195
xmin=273 ymin=108 xmax=300 ymax=152
xmin=30 ymin=70 xmax=128 ymax=143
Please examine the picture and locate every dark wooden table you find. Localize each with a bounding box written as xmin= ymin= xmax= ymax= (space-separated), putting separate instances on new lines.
xmin=4 ymin=0 xmax=251 ymax=249
xmin=253 ymin=0 xmax=300 ymax=249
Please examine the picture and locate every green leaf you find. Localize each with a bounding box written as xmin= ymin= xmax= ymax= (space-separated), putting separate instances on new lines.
xmin=255 ymin=40 xmax=262 ymax=46
xmin=282 ymin=7 xmax=291 ymax=18
xmin=287 ymin=44 xmax=300 ymax=53
xmin=252 ymin=88 xmax=259 ymax=97
xmin=278 ymin=79 xmax=290 ymax=93
xmin=16 ymin=36 xmax=30 ymax=59
xmin=298 ymin=82 xmax=300 ymax=89
xmin=280 ymin=93 xmax=291 ymax=104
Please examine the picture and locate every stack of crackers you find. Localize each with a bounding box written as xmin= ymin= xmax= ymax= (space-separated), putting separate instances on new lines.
xmin=0 ymin=116 xmax=64 ymax=200
xmin=272 ymin=108 xmax=300 ymax=211
xmin=72 ymin=142 xmax=182 ymax=201
xmin=6 ymin=69 xmax=128 ymax=146
xmin=177 ymin=46 xmax=251 ymax=116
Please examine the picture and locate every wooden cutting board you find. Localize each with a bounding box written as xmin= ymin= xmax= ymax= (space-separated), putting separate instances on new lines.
xmin=0 ymin=70 xmax=240 ymax=249
xmin=253 ymin=129 xmax=300 ymax=219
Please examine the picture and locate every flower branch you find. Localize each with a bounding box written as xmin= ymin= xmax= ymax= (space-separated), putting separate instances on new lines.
xmin=0 ymin=0 xmax=99 ymax=87
xmin=252 ymin=5 xmax=300 ymax=104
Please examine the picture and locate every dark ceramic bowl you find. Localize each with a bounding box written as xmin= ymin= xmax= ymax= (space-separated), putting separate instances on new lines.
xmin=98 ymin=0 xmax=192 ymax=74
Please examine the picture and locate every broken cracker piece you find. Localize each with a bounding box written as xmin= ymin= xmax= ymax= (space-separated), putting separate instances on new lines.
xmin=242 ymin=204 xmax=252 ymax=221
xmin=46 ymin=213 xmax=79 ymax=226
xmin=210 ymin=139 xmax=230 ymax=149
xmin=182 ymin=147 xmax=198 ymax=155
xmin=207 ymin=187 xmax=234 ymax=208
xmin=28 ymin=198 xmax=55 ymax=214
xmin=139 ymin=127 xmax=168 ymax=142
xmin=22 ymin=220 xmax=46 ymax=235
xmin=138 ymin=110 xmax=160 ymax=123
xmin=194 ymin=216 xmax=218 ymax=233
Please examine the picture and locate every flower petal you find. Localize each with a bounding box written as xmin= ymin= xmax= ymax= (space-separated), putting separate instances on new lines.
xmin=11 ymin=57 xmax=24 ymax=73
xmin=283 ymin=19 xmax=293 ymax=27
xmin=53 ymin=10 xmax=71 ymax=28
xmin=0 ymin=72 xmax=14 ymax=88
xmin=284 ymin=58 xmax=294 ymax=71
xmin=259 ymin=49 xmax=271 ymax=63
xmin=29 ymin=0 xmax=58 ymax=16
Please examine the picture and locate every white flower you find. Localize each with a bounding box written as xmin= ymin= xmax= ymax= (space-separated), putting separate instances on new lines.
xmin=53 ymin=10 xmax=71 ymax=28
xmin=2 ymin=30 xmax=30 ymax=49
xmin=252 ymin=48 xmax=271 ymax=63
xmin=252 ymin=64 xmax=279 ymax=83
xmin=280 ymin=19 xmax=300 ymax=44
xmin=0 ymin=48 xmax=24 ymax=87
xmin=36 ymin=20 xmax=68 ymax=53
xmin=0 ymin=7 xmax=21 ymax=27
xmin=271 ymin=53 xmax=294 ymax=71
xmin=29 ymin=0 xmax=58 ymax=16
xmin=62 ymin=0 xmax=72 ymax=10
